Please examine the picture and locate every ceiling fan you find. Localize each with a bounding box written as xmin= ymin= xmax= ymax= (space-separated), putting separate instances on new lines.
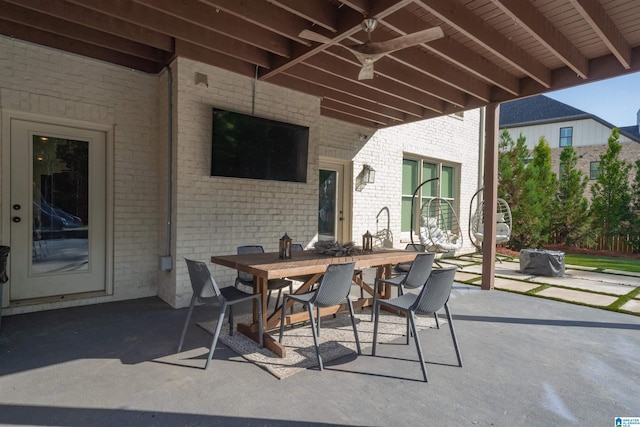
xmin=299 ymin=18 xmax=444 ymax=80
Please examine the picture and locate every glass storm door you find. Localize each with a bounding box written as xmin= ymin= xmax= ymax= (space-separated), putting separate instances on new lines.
xmin=318 ymin=161 xmax=346 ymax=242
xmin=10 ymin=119 xmax=107 ymax=300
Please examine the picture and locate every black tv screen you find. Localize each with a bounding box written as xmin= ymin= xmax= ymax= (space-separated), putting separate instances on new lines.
xmin=211 ymin=109 xmax=309 ymax=183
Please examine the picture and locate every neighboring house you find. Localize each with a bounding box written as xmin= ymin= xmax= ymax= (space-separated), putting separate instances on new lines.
xmin=499 ymin=95 xmax=640 ymax=198
xmin=0 ymin=37 xmax=480 ymax=315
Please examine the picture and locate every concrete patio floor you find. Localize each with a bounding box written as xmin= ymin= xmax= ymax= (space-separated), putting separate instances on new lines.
xmin=1 ymin=274 xmax=639 ymax=426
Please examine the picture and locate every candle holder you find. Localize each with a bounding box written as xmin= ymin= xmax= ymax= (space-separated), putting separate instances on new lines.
xmin=279 ymin=233 xmax=292 ymax=259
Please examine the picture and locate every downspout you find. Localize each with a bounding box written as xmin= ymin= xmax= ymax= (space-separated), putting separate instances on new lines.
xmin=478 ymin=106 xmax=486 ymax=191
xmin=159 ymin=65 xmax=173 ymax=270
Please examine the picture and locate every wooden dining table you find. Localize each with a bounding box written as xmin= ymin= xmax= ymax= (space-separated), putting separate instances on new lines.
xmin=211 ymin=248 xmax=420 ymax=357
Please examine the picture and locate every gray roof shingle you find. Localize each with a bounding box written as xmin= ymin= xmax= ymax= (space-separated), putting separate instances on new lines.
xmin=499 ymin=95 xmax=590 ymax=127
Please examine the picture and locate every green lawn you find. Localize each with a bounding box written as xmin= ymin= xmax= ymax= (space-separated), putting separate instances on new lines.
xmin=564 ymin=254 xmax=640 ymax=273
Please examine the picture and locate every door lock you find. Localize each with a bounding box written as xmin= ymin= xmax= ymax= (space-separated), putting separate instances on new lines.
xmin=12 ymin=216 xmax=21 ymax=223
xmin=13 ymin=204 xmax=21 ymax=210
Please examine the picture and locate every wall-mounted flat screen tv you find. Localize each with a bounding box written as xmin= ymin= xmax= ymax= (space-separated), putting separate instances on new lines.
xmin=211 ymin=108 xmax=309 ymax=183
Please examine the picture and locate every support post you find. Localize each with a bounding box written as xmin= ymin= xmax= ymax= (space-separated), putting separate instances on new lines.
xmin=481 ymin=103 xmax=500 ymax=290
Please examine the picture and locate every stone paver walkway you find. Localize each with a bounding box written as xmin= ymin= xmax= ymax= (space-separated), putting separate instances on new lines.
xmin=449 ymin=257 xmax=640 ymax=315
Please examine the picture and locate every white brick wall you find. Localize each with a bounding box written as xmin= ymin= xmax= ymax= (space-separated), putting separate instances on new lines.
xmin=168 ymin=58 xmax=321 ymax=307
xmin=351 ymin=113 xmax=481 ymax=255
xmin=1 ymin=37 xmax=160 ymax=312
xmin=1 ymin=37 xmax=484 ymax=313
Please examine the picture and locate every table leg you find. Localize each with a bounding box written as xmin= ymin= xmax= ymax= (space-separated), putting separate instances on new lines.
xmin=265 ymin=273 xmax=322 ymax=329
xmin=238 ymin=276 xmax=288 ymax=357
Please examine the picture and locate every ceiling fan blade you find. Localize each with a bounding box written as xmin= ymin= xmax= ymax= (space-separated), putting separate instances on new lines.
xmin=358 ymin=63 xmax=375 ymax=80
xmin=355 ymin=26 xmax=444 ymax=55
xmin=299 ymin=29 xmax=334 ymax=45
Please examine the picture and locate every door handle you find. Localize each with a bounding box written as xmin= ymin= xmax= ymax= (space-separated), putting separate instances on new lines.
xmin=12 ymin=216 xmax=21 ymax=223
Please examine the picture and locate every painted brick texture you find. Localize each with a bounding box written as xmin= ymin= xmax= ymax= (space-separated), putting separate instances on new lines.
xmin=1 ymin=37 xmax=160 ymax=312
xmin=1 ymin=38 xmax=483 ymax=312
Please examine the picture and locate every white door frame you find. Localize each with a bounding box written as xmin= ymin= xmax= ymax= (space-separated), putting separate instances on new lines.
xmin=1 ymin=110 xmax=114 ymax=307
xmin=319 ymin=157 xmax=352 ymax=243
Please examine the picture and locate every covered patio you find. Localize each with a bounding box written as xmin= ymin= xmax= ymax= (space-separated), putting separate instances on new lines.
xmin=1 ymin=282 xmax=638 ymax=425
xmin=2 ymin=1 xmax=639 ymax=312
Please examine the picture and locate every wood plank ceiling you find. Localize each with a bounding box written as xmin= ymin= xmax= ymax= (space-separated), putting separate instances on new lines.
xmin=1 ymin=0 xmax=639 ymax=128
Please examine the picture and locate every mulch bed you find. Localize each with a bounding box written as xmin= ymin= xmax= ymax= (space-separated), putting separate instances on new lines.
xmin=543 ymin=244 xmax=640 ymax=260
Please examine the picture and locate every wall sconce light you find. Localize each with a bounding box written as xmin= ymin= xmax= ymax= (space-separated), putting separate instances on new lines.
xmin=362 ymin=164 xmax=375 ymax=184
xmin=279 ymin=232 xmax=292 ymax=259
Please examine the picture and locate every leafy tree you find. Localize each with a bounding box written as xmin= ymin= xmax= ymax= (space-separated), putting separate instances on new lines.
xmin=552 ymin=146 xmax=590 ymax=245
xmin=589 ymin=128 xmax=632 ymax=249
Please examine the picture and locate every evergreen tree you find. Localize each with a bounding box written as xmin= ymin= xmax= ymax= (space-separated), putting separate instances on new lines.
xmin=552 ymin=146 xmax=589 ymax=245
xmin=497 ymin=131 xmax=557 ymax=249
xmin=589 ymin=128 xmax=632 ymax=249
xmin=524 ymin=136 xmax=557 ymax=246
xmin=628 ymin=159 xmax=640 ymax=252
xmin=498 ymin=130 xmax=528 ymax=205
xmin=632 ymin=159 xmax=640 ymax=211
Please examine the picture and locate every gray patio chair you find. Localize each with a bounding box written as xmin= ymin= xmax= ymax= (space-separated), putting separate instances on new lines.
xmin=179 ymin=259 xmax=263 ymax=370
xmin=278 ymin=261 xmax=361 ymax=371
xmin=370 ymin=252 xmax=435 ymax=321
xmin=393 ymin=243 xmax=427 ymax=274
xmin=292 ymin=243 xmax=361 ymax=296
xmin=234 ymin=245 xmax=293 ymax=314
xmin=372 ymin=267 xmax=462 ymax=382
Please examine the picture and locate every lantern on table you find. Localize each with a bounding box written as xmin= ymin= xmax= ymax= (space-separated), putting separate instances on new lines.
xmin=362 ymin=230 xmax=373 ymax=252
xmin=279 ymin=233 xmax=293 ymax=259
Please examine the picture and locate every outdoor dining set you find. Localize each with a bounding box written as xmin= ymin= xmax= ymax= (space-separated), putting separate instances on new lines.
xmin=178 ymin=243 xmax=463 ymax=382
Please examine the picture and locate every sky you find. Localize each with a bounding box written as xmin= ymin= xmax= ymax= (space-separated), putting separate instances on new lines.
xmin=546 ymin=71 xmax=640 ymax=127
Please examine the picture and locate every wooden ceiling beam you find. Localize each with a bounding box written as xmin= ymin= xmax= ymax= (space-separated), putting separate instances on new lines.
xmin=3 ymin=0 xmax=173 ymax=51
xmin=260 ymin=0 xmax=412 ymax=80
xmin=286 ymin=63 xmax=426 ymax=118
xmin=321 ymin=99 xmax=392 ymax=126
xmin=568 ymin=0 xmax=632 ymax=69
xmin=132 ymin=0 xmax=291 ymax=58
xmin=174 ymin=40 xmax=256 ymax=78
xmin=0 ymin=2 xmax=166 ymax=62
xmin=304 ymin=52 xmax=446 ymax=113
xmin=320 ymin=107 xmax=382 ymax=129
xmin=379 ymin=10 xmax=520 ymax=96
xmin=269 ymin=73 xmax=407 ymax=122
xmin=267 ymin=0 xmax=338 ymax=33
xmin=514 ymin=46 xmax=640 ymax=100
xmin=490 ymin=0 xmax=589 ymax=79
xmin=65 ymin=0 xmax=271 ymax=68
xmin=198 ymin=0 xmax=314 ymax=42
xmin=415 ymin=0 xmax=551 ymax=88
xmin=389 ymin=49 xmax=492 ymax=103
xmin=372 ymin=56 xmax=467 ymax=108
xmin=0 ymin=18 xmax=163 ymax=73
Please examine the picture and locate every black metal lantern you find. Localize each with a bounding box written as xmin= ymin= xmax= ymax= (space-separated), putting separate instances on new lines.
xmin=279 ymin=233 xmax=293 ymax=259
xmin=362 ymin=164 xmax=375 ymax=184
xmin=362 ymin=230 xmax=373 ymax=252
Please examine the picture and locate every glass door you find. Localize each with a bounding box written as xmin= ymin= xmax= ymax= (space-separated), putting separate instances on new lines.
xmin=10 ymin=118 xmax=107 ymax=300
xmin=318 ymin=160 xmax=350 ymax=242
